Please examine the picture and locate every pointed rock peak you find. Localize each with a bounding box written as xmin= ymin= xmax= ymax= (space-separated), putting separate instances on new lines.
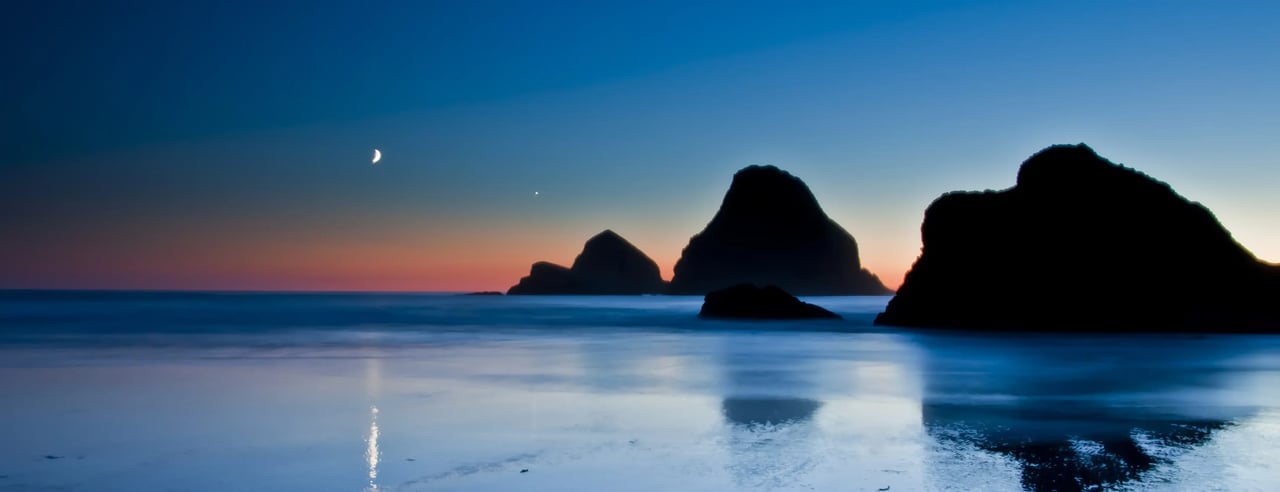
xmin=1014 ymin=143 xmax=1162 ymax=193
xmin=578 ymin=230 xmax=648 ymax=261
xmin=584 ymin=229 xmax=626 ymax=247
xmin=508 ymin=229 xmax=667 ymax=295
xmin=733 ymin=164 xmax=792 ymax=179
xmin=571 ymin=229 xmax=666 ymax=294
xmin=721 ymin=165 xmax=823 ymax=215
xmin=1025 ymin=142 xmax=1100 ymax=162
xmin=670 ymin=164 xmax=889 ymax=295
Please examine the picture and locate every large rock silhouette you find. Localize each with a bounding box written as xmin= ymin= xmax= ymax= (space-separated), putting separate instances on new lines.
xmin=507 ymin=230 xmax=668 ymax=295
xmin=668 ymin=165 xmax=890 ymax=296
xmin=876 ymin=143 xmax=1280 ymax=332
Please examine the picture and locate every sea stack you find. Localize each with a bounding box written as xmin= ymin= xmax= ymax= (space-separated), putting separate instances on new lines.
xmin=669 ymin=165 xmax=890 ymax=296
xmin=507 ymin=230 xmax=668 ymax=295
xmin=875 ymin=143 xmax=1280 ymax=332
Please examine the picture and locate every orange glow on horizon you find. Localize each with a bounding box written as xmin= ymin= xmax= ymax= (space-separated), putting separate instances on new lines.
xmin=1 ymin=216 xmax=912 ymax=292
xmin=1 ymin=245 xmax=909 ymax=293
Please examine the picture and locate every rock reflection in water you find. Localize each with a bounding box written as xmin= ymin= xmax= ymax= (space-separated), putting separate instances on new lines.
xmin=917 ymin=333 xmax=1260 ymax=492
xmin=925 ymin=402 xmax=1230 ymax=491
xmin=722 ymin=397 xmax=821 ymax=427
xmin=720 ymin=396 xmax=823 ymax=489
xmin=718 ymin=335 xmax=827 ymax=490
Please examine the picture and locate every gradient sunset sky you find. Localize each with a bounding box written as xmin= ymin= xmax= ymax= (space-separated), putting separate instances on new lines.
xmin=3 ymin=0 xmax=1278 ymax=292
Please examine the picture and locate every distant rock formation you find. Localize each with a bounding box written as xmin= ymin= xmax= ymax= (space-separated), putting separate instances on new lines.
xmin=509 ymin=262 xmax=575 ymax=294
xmin=507 ymin=230 xmax=668 ymax=295
xmin=876 ymin=143 xmax=1280 ymax=332
xmin=669 ymin=165 xmax=891 ymax=296
xmin=700 ymin=284 xmax=841 ymax=319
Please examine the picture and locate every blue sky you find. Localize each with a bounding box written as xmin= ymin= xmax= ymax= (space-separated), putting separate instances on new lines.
xmin=3 ymin=0 xmax=1278 ymax=290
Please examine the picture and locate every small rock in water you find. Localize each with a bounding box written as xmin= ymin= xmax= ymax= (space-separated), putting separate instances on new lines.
xmin=520 ymin=468 xmax=529 ymax=473
xmin=406 ymin=458 xmax=416 ymax=462
xmin=699 ymin=284 xmax=841 ymax=319
xmin=44 ymin=455 xmax=62 ymax=460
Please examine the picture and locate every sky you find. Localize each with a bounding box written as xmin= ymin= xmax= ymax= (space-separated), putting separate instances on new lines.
xmin=2 ymin=0 xmax=1279 ymax=292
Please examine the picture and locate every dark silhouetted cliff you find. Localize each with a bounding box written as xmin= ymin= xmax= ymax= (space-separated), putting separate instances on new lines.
xmin=669 ymin=165 xmax=891 ymax=296
xmin=507 ymin=230 xmax=668 ymax=295
xmin=876 ymin=143 xmax=1280 ymax=332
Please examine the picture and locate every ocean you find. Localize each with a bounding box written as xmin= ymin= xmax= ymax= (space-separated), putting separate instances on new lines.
xmin=1 ymin=291 xmax=1278 ymax=491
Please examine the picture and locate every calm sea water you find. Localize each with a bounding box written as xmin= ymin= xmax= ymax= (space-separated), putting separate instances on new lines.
xmin=1 ymin=291 xmax=1278 ymax=491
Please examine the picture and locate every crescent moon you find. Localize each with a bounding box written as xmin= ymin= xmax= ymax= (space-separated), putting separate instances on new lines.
xmin=372 ymin=149 xmax=382 ymax=164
